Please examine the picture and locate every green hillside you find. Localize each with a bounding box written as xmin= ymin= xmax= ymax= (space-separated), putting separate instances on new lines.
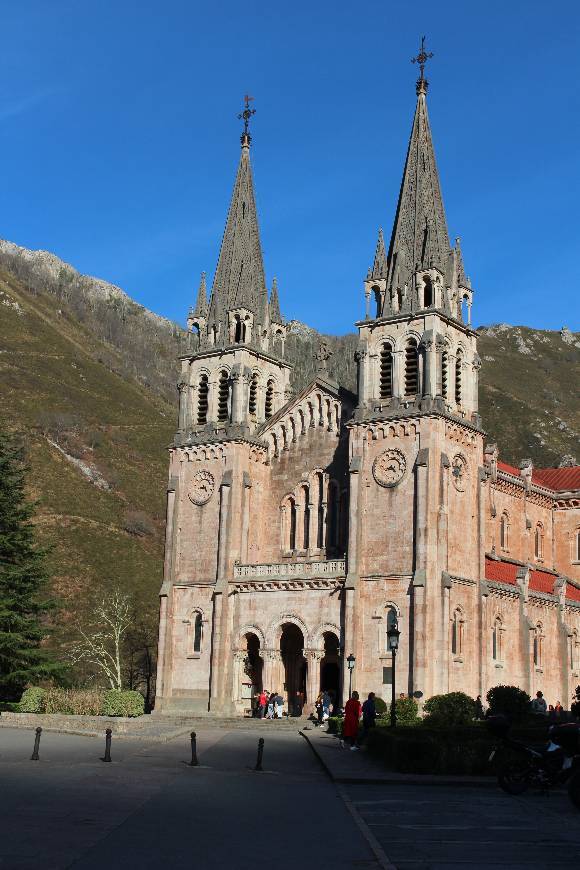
xmin=0 ymin=265 xmax=174 ymax=672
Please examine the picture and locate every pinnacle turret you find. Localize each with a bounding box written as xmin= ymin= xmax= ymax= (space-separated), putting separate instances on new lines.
xmin=370 ymin=228 xmax=387 ymax=280
xmin=193 ymin=271 xmax=208 ymax=319
xmin=269 ymin=277 xmax=282 ymax=324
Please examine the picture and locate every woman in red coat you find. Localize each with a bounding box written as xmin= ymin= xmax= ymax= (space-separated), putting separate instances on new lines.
xmin=341 ymin=691 xmax=361 ymax=750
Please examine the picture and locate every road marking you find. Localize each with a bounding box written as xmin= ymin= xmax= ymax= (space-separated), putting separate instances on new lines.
xmin=336 ymin=785 xmax=397 ymax=870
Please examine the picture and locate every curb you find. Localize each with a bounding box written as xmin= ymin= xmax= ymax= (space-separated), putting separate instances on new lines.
xmin=300 ymin=729 xmax=498 ymax=788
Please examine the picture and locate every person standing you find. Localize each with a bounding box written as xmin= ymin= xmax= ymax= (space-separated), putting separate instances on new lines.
xmin=341 ymin=691 xmax=362 ymax=751
xmin=532 ymin=691 xmax=548 ymax=715
xmin=474 ymin=695 xmax=484 ymax=720
xmin=258 ymin=690 xmax=267 ymax=719
xmin=265 ymin=691 xmax=275 ymax=720
xmin=322 ymin=690 xmax=331 ymax=722
xmin=275 ymin=692 xmax=284 ymax=719
xmin=361 ymin=692 xmax=376 ymax=743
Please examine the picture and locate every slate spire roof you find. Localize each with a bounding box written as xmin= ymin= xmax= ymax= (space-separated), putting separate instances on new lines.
xmin=207 ymin=131 xmax=268 ymax=341
xmin=370 ymin=228 xmax=388 ymax=280
xmin=381 ymin=75 xmax=452 ymax=313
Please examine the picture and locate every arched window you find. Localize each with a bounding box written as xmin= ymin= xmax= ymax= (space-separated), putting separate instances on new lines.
xmin=197 ymin=374 xmax=209 ymax=424
xmin=372 ymin=286 xmax=381 ymax=318
xmin=217 ymin=370 xmax=230 ymax=422
xmin=404 ymin=339 xmax=419 ymax=396
xmin=327 ymin=480 xmax=339 ymax=550
xmin=451 ymin=608 xmax=464 ymax=656
xmin=492 ymin=616 xmax=503 ymax=661
xmin=455 ymin=350 xmax=463 ymax=404
xmin=533 ymin=624 xmax=543 ymax=668
xmin=534 ymin=523 xmax=544 ymax=560
xmin=302 ymin=485 xmax=310 ymax=550
xmin=271 ymin=432 xmax=278 ymax=458
xmin=461 ymin=295 xmax=469 ymax=323
xmin=386 ymin=607 xmax=398 ymax=631
xmin=248 ymin=373 xmax=258 ymax=416
xmin=288 ymin=497 xmax=297 ymax=551
xmin=396 ymin=288 xmax=403 ymax=311
xmin=265 ymin=379 xmax=274 ymax=418
xmin=379 ymin=343 xmax=393 ymax=399
xmin=234 ymin=315 xmax=243 ymax=344
xmin=316 ymin=473 xmax=324 ymax=549
xmin=423 ymin=276 xmax=433 ymax=307
xmin=500 ymin=512 xmax=509 ymax=551
xmin=441 ymin=350 xmax=449 ymax=398
xmin=298 ymin=408 xmax=305 ymax=435
xmin=192 ymin=611 xmax=203 ymax=654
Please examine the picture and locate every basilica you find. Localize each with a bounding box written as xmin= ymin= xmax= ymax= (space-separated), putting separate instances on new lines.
xmin=154 ymin=61 xmax=580 ymax=715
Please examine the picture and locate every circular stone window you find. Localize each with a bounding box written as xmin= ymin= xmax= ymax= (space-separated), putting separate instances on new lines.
xmin=451 ymin=454 xmax=468 ymax=492
xmin=372 ymin=449 xmax=407 ymax=488
xmin=188 ymin=470 xmax=215 ymax=505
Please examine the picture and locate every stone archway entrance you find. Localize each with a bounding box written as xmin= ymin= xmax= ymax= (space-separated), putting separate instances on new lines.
xmin=320 ymin=631 xmax=340 ymax=707
xmin=280 ymin=622 xmax=307 ymax=711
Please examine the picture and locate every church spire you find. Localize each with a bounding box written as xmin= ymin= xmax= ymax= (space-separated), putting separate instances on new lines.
xmin=193 ymin=271 xmax=208 ymax=319
xmin=381 ymin=38 xmax=452 ymax=315
xmin=269 ymin=276 xmax=282 ymax=324
xmin=206 ymin=96 xmax=267 ymax=344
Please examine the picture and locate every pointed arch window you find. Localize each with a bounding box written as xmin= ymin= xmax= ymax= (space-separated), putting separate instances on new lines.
xmin=265 ymin=379 xmax=274 ymax=419
xmin=451 ymin=608 xmax=464 ymax=656
xmin=455 ymin=350 xmax=463 ymax=404
xmin=372 ymin=286 xmax=381 ymax=318
xmin=316 ymin=472 xmax=325 ymax=549
xmin=301 ymin=485 xmax=310 ymax=550
xmin=197 ymin=374 xmax=209 ymax=424
xmin=492 ymin=617 xmax=503 ymax=661
xmin=534 ymin=523 xmax=544 ymax=560
xmin=423 ymin=275 xmax=433 ymax=308
xmin=327 ymin=480 xmax=340 ymax=551
xmin=248 ymin=373 xmax=258 ymax=416
xmin=500 ymin=512 xmax=510 ymax=551
xmin=379 ymin=343 xmax=393 ymax=399
xmin=533 ymin=624 xmax=543 ymax=668
xmin=404 ymin=339 xmax=419 ymax=396
xmin=217 ymin=370 xmax=230 ymax=422
xmin=396 ymin=288 xmax=403 ymax=311
xmin=286 ymin=496 xmax=297 ymax=551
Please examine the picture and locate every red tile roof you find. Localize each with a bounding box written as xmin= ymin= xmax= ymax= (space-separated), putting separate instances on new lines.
xmin=566 ymin=584 xmax=580 ymax=602
xmin=495 ymin=459 xmax=580 ymax=492
xmin=485 ymin=557 xmax=518 ymax=585
xmin=497 ymin=460 xmax=521 ymax=477
xmin=529 ymin=568 xmax=556 ymax=595
xmin=532 ymin=467 xmax=580 ymax=491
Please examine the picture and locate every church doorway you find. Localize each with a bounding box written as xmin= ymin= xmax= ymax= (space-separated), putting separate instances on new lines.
xmin=280 ymin=622 xmax=307 ymax=708
xmin=243 ymin=632 xmax=263 ymax=695
xmin=320 ymin=631 xmax=340 ymax=707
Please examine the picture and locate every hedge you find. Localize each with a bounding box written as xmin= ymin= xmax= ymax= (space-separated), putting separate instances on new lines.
xmin=18 ymin=686 xmax=145 ymax=717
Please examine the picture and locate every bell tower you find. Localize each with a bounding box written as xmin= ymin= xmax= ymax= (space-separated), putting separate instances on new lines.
xmin=345 ymin=40 xmax=485 ymax=705
xmin=176 ymin=96 xmax=292 ymax=444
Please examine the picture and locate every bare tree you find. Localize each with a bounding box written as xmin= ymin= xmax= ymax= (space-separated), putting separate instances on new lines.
xmin=69 ymin=589 xmax=132 ymax=690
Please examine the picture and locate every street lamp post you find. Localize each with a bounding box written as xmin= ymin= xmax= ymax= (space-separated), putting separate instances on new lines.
xmin=387 ymin=622 xmax=401 ymax=728
xmin=346 ymin=653 xmax=356 ymax=699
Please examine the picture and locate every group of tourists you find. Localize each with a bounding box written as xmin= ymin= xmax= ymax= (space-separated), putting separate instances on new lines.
xmin=253 ymin=690 xmax=285 ymax=719
xmin=531 ymin=691 xmax=565 ymax=718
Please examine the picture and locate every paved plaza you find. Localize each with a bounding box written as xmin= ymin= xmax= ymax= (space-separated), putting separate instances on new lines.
xmin=1 ymin=723 xmax=580 ymax=868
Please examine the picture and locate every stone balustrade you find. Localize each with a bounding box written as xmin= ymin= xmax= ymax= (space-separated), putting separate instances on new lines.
xmin=233 ymin=559 xmax=346 ymax=579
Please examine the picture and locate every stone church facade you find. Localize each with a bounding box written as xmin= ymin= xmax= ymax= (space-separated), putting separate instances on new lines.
xmin=155 ymin=73 xmax=580 ymax=715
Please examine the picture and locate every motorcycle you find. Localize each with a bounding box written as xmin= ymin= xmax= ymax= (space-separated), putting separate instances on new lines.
xmin=486 ymin=715 xmax=580 ymax=808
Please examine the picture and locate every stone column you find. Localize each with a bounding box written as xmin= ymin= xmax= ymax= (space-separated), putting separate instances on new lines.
xmin=211 ymin=471 xmax=233 ymax=710
xmin=441 ymin=572 xmax=452 ymax=694
xmin=355 ymin=346 xmax=368 ymax=406
xmin=155 ymin=585 xmax=170 ymax=701
xmin=230 ymin=370 xmax=243 ymax=424
xmin=344 ymin=456 xmax=362 ymax=697
xmin=368 ymin=351 xmax=379 ymax=401
xmin=231 ymin=650 xmax=245 ymax=703
xmin=308 ymin=495 xmax=317 ymax=555
xmin=305 ymin=649 xmax=324 ymax=711
xmin=392 ymin=350 xmax=404 ymax=399
xmin=241 ymin=472 xmax=251 ymax=563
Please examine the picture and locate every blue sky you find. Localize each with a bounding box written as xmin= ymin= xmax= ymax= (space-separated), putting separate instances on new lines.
xmin=1 ymin=1 xmax=579 ymax=334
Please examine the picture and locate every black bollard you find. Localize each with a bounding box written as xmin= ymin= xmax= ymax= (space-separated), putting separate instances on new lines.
xmin=254 ymin=737 xmax=264 ymax=771
xmin=189 ymin=731 xmax=199 ymax=767
xmin=101 ymin=728 xmax=112 ymax=763
xmin=30 ymin=726 xmax=42 ymax=761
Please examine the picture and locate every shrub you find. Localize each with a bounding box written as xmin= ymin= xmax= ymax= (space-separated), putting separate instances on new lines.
xmin=102 ymin=690 xmax=145 ymax=717
xmin=389 ymin=696 xmax=420 ymax=726
xmin=570 ymin=685 xmax=580 ymax=719
xmin=374 ymin=695 xmax=388 ymax=715
xmin=44 ymin=688 xmax=104 ymax=715
xmin=486 ymin=685 xmax=531 ymax=721
xmin=423 ymin=692 xmax=476 ymax=726
xmin=123 ymin=510 xmax=155 ymax=537
xmin=326 ymin=716 xmax=343 ymax=734
xmin=367 ymin=724 xmax=493 ymax=775
xmin=19 ymin=686 xmax=47 ymax=713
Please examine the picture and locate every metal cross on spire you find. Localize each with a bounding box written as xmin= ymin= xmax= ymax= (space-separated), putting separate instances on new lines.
xmin=411 ymin=36 xmax=434 ymax=93
xmin=238 ymin=94 xmax=256 ymax=145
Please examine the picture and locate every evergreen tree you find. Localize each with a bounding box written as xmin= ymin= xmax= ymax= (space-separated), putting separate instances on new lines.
xmin=0 ymin=429 xmax=62 ymax=698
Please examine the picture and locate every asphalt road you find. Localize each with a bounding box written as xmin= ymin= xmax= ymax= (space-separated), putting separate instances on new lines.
xmin=344 ymin=780 xmax=580 ymax=869
xmin=3 ymin=726 xmax=580 ymax=869
xmin=0 ymin=726 xmax=377 ymax=869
